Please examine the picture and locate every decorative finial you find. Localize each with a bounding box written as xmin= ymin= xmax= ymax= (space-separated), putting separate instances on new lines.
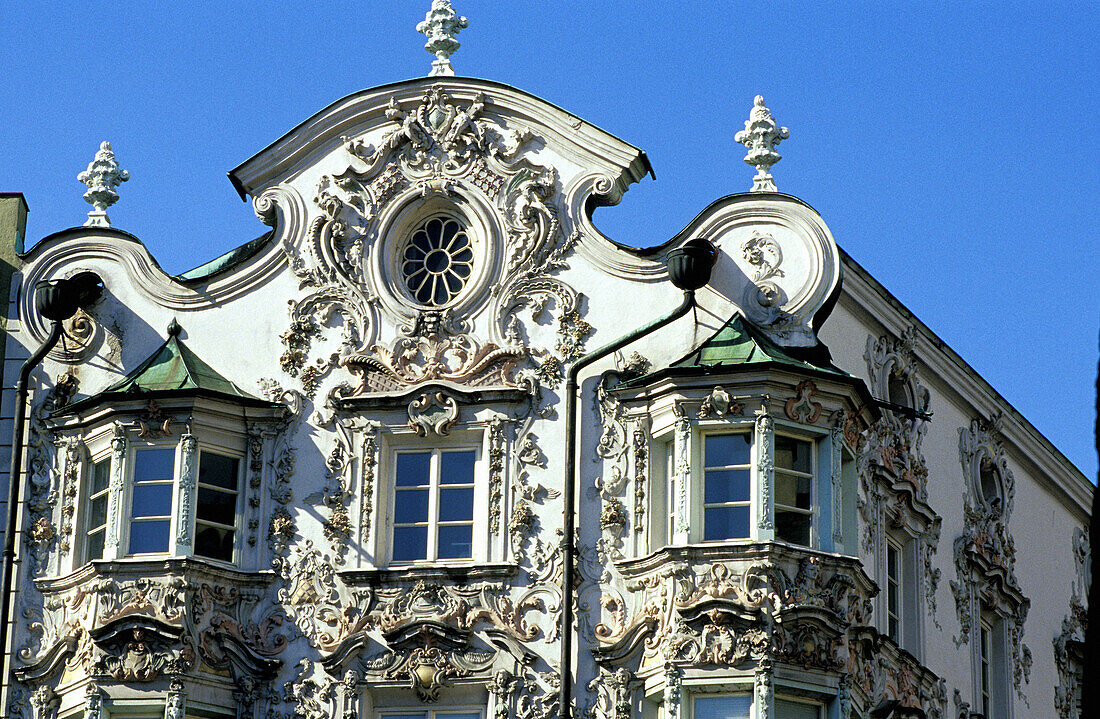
xmin=167 ymin=318 xmax=182 ymax=337
xmin=77 ymin=141 xmax=129 ymax=227
xmin=734 ymin=96 xmax=789 ymax=192
xmin=417 ymin=0 xmax=468 ymax=76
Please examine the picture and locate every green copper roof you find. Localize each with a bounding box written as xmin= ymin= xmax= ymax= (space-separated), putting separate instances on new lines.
xmin=671 ymin=314 xmax=846 ymax=375
xmin=61 ymin=321 xmax=261 ymax=413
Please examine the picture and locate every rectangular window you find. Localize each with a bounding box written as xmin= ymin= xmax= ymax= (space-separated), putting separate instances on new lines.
xmin=666 ymin=442 xmax=676 ymax=544
xmin=128 ymin=447 xmax=175 ymax=554
xmin=85 ymin=458 xmax=111 ymax=561
xmin=886 ymin=538 xmax=902 ymax=643
xmin=380 ymin=710 xmax=481 ymax=719
xmin=392 ymin=448 xmax=476 ymax=563
xmin=692 ymin=696 xmax=751 ymax=719
xmin=980 ymin=618 xmax=992 ymax=718
xmin=195 ymin=452 xmax=240 ymax=563
xmin=776 ymin=697 xmax=822 ymax=719
xmin=702 ymin=433 xmax=752 ymax=541
xmin=774 ymin=435 xmax=813 ymax=546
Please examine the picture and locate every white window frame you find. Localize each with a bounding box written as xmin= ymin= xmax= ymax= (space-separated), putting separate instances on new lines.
xmin=123 ymin=443 xmax=179 ymax=557
xmin=698 ymin=429 xmax=754 ymax=543
xmin=886 ymin=536 xmax=903 ymax=643
xmin=76 ymin=437 xmax=246 ymax=566
xmin=193 ymin=449 xmax=244 ymax=565
xmin=378 ymin=707 xmax=484 ymax=719
xmin=382 ymin=433 xmax=486 ymax=567
xmin=653 ymin=420 xmax=829 ymax=549
xmin=772 ymin=431 xmax=817 ymax=547
xmin=82 ymin=453 xmax=112 ymax=563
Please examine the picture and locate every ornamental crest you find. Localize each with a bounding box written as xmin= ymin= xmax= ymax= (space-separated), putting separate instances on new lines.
xmin=278 ymin=85 xmax=587 ymax=397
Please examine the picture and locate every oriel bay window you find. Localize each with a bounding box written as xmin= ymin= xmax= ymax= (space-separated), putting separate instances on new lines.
xmin=392 ymin=448 xmax=478 ymax=563
xmin=657 ymin=416 xmax=848 ymax=552
xmin=78 ymin=440 xmax=246 ymax=565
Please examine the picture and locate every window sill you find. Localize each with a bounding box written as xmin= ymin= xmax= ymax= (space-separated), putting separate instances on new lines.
xmin=35 ymin=556 xmax=275 ymax=593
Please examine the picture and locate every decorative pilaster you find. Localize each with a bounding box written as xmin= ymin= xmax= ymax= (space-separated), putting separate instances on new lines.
xmin=77 ymin=141 xmax=129 ymax=227
xmin=664 ymin=664 xmax=682 ymax=719
xmin=246 ymin=424 xmax=264 ymax=548
xmin=755 ymin=402 xmax=775 ymax=535
xmin=175 ymin=431 xmax=197 ymax=551
xmin=104 ymin=423 xmax=126 ymax=552
xmin=359 ymin=422 xmax=379 ymax=549
xmin=488 ymin=417 xmax=505 ymax=535
xmin=166 ymin=677 xmax=185 ymax=719
xmin=754 ymin=662 xmax=774 ymax=719
xmin=673 ymin=411 xmax=692 ymax=540
xmin=830 ymin=416 xmax=844 ymax=546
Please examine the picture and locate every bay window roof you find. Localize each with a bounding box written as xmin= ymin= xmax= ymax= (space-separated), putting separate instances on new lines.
xmin=58 ymin=321 xmax=270 ymax=415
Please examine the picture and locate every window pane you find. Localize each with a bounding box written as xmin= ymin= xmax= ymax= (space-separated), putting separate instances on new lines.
xmin=197 ymin=487 xmax=237 ymax=526
xmin=705 ymin=434 xmax=751 ymax=467
xmin=382 ymin=714 xmax=428 ymax=719
xmin=439 ymin=714 xmax=480 ymax=719
xmin=132 ymin=484 xmax=172 ymax=517
xmin=703 ymin=505 xmax=750 ymax=541
xmin=704 ymin=469 xmax=750 ymax=504
xmin=776 ymin=509 xmax=811 ymax=546
xmin=776 ymin=698 xmax=820 ymax=719
xmin=195 ymin=523 xmax=234 ymax=562
xmin=440 ymin=450 xmax=476 ymax=484
xmin=396 ymin=452 xmax=431 ymax=487
xmin=199 ymin=452 xmax=238 ymax=490
xmin=694 ymin=696 xmax=751 ymax=719
xmin=92 ymin=460 xmax=110 ymax=493
xmin=134 ymin=448 xmax=175 ymax=482
xmin=775 ymin=436 xmax=812 ymax=474
xmin=86 ymin=530 xmax=104 ymax=561
xmin=392 ymin=526 xmax=428 ymax=562
xmin=437 ymin=524 xmax=473 ymax=559
xmin=129 ymin=520 xmax=170 ymax=554
xmin=775 ymin=473 xmax=811 ymax=509
xmin=395 ymin=489 xmax=429 ymax=524
xmin=89 ymin=494 xmax=108 ymax=528
xmin=439 ymin=487 xmax=474 ymax=522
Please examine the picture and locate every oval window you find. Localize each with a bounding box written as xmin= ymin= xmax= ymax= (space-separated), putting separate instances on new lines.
xmin=978 ymin=457 xmax=1001 ymax=505
xmin=401 ymin=216 xmax=474 ymax=307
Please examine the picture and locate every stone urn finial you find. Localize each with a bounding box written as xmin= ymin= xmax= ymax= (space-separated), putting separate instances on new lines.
xmin=77 ymin=141 xmax=129 ymax=227
xmin=734 ymin=95 xmax=789 ymax=193
xmin=417 ymin=0 xmax=468 ymax=77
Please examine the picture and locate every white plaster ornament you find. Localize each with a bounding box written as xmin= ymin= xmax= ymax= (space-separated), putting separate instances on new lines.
xmin=77 ymin=141 xmax=129 ymax=227
xmin=417 ymin=0 xmax=468 ymax=77
xmin=735 ymin=96 xmax=788 ymax=192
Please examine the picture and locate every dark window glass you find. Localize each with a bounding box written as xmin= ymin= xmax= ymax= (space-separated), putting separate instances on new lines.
xmin=199 ymin=452 xmax=238 ymax=490
xmin=132 ymin=484 xmax=173 ymax=517
xmin=703 ymin=469 xmax=750 ymax=504
xmin=197 ymin=487 xmax=236 ymax=526
xmin=195 ymin=525 xmax=234 ymax=563
xmin=392 ymin=526 xmax=428 ymax=562
xmin=774 ymin=473 xmax=812 ymax=510
xmin=91 ymin=459 xmax=110 ymax=494
xmin=775 ymin=510 xmax=811 ymax=546
xmin=440 ymin=450 xmax=476 ymax=484
xmin=437 ymin=525 xmax=473 ymax=559
xmin=396 ymin=452 xmax=431 ymax=487
xmin=704 ymin=434 xmax=751 ymax=467
xmin=394 ymin=489 xmax=429 ymax=524
xmin=134 ymin=448 xmax=174 ymax=482
xmin=704 ymin=505 xmax=751 ymax=541
xmin=775 ymin=436 xmax=812 ymax=474
xmin=439 ymin=487 xmax=474 ymax=522
xmin=129 ymin=519 xmax=170 ymax=554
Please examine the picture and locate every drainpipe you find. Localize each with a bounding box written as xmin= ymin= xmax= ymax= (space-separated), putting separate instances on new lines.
xmin=559 ymin=239 xmax=716 ymax=719
xmin=0 ymin=273 xmax=101 ymax=708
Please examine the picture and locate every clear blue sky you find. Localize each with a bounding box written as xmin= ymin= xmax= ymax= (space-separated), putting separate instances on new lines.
xmin=2 ymin=2 xmax=1097 ymax=479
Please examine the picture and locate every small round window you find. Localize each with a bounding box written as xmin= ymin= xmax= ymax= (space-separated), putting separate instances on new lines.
xmin=401 ymin=216 xmax=474 ymax=306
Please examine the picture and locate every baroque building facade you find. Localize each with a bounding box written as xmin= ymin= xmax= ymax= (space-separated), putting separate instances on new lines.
xmin=0 ymin=16 xmax=1091 ymax=719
